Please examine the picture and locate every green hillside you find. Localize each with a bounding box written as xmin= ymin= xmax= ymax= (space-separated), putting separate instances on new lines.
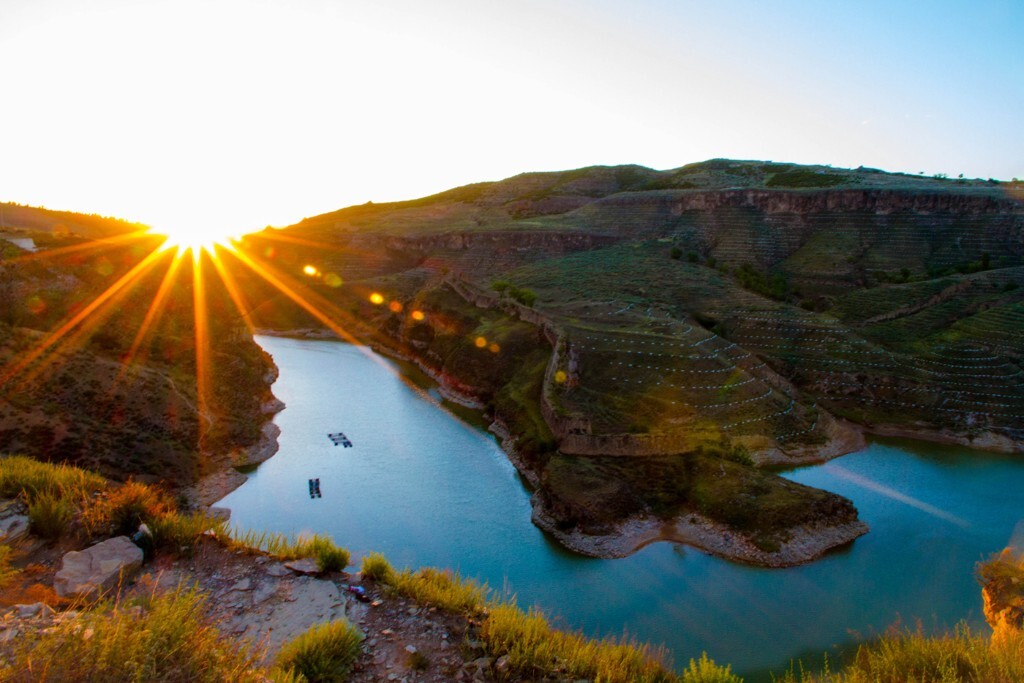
xmin=220 ymin=161 xmax=1024 ymax=561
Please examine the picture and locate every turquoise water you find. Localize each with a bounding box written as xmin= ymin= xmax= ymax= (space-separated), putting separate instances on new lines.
xmin=217 ymin=336 xmax=1024 ymax=678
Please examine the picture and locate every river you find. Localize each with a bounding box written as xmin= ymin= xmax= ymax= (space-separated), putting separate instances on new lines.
xmin=217 ymin=335 xmax=1024 ymax=679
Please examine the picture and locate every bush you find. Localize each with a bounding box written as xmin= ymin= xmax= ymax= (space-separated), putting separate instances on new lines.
xmin=508 ymin=286 xmax=537 ymax=307
xmin=27 ymin=490 xmax=73 ymax=540
xmin=670 ymin=247 xmax=683 ymax=260
xmin=391 ymin=567 xmax=488 ymax=614
xmin=148 ymin=511 xmax=227 ymax=554
xmin=0 ymin=455 xmax=104 ymax=502
xmin=83 ymin=481 xmax=175 ymax=536
xmin=481 ymin=603 xmax=677 ymax=683
xmin=306 ymin=534 xmax=349 ymax=572
xmin=360 ymin=552 xmax=395 ymax=583
xmin=225 ymin=530 xmax=348 ymax=571
xmin=681 ymin=652 xmax=742 ymax=682
xmin=275 ymin=619 xmax=363 ymax=683
xmin=2 ymin=585 xmax=266 ymax=682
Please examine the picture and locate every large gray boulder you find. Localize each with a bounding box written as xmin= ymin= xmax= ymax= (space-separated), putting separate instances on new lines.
xmin=54 ymin=536 xmax=144 ymax=600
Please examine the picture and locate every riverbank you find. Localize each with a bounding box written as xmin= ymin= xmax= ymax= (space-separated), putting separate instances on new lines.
xmin=858 ymin=422 xmax=1024 ymax=454
xmin=214 ymin=330 xmax=873 ymax=569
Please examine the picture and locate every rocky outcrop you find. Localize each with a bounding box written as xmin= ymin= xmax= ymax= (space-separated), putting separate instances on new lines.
xmin=54 ymin=535 xmax=144 ymax=600
xmin=531 ymin=500 xmax=868 ymax=566
xmin=980 ymin=550 xmax=1024 ymax=647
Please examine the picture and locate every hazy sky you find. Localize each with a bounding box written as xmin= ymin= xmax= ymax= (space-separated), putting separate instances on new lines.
xmin=1 ymin=0 xmax=1021 ymax=236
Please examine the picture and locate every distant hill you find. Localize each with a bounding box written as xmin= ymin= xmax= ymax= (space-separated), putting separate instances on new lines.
xmin=0 ymin=202 xmax=148 ymax=240
xmin=230 ymin=160 xmax=1024 ymax=560
xmin=264 ymin=159 xmax=1024 ymax=455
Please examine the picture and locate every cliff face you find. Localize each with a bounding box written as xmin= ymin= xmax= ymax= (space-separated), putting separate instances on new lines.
xmin=664 ymin=188 xmax=1021 ymax=215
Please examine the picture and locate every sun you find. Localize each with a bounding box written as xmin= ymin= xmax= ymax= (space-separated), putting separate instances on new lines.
xmin=150 ymin=223 xmax=244 ymax=255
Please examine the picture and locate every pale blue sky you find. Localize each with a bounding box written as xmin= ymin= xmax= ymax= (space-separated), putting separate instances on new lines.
xmin=0 ymin=0 xmax=1020 ymax=237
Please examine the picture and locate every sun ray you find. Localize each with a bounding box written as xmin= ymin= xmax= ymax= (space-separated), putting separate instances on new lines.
xmin=116 ymin=247 xmax=189 ymax=380
xmin=825 ymin=464 xmax=971 ymax=528
xmin=250 ymin=230 xmax=359 ymax=252
xmin=0 ymin=229 xmax=155 ymax=267
xmin=219 ymin=243 xmax=411 ymax=374
xmin=0 ymin=243 xmax=170 ymax=389
xmin=192 ymin=248 xmax=214 ymax=448
xmin=249 ymin=229 xmax=389 ymax=270
xmin=220 ymin=244 xmax=364 ymax=342
xmin=208 ymin=243 xmax=256 ymax=335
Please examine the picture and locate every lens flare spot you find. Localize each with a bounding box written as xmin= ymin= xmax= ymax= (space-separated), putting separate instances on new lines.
xmin=95 ymin=259 xmax=114 ymax=276
xmin=555 ymin=370 xmax=568 ymax=383
xmin=474 ymin=336 xmax=487 ymax=348
xmin=489 ymin=343 xmax=501 ymax=353
xmin=324 ymin=273 xmax=343 ymax=287
xmin=263 ymin=246 xmax=277 ymax=259
xmin=411 ymin=310 xmax=425 ymax=321
xmin=388 ymin=300 xmax=403 ymax=313
xmin=369 ymin=292 xmax=385 ymax=305
xmin=303 ymin=265 xmax=319 ymax=277
xmin=26 ymin=295 xmax=46 ymax=315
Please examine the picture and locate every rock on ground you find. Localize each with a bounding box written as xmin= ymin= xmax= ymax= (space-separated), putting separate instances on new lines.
xmin=54 ymin=535 xmax=144 ymax=600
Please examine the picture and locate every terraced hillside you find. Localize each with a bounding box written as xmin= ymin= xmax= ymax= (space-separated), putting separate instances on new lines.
xmin=228 ymin=160 xmax=1024 ymax=563
xmin=209 ymin=163 xmax=1015 ymax=561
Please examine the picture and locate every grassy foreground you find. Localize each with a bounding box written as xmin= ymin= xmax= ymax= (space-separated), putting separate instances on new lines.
xmin=3 ymin=454 xmax=1023 ymax=682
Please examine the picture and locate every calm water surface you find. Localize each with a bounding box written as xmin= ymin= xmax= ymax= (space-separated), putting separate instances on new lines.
xmin=218 ymin=336 xmax=1024 ymax=678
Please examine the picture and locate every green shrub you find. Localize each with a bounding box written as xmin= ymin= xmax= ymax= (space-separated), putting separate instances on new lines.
xmin=275 ymin=619 xmax=363 ymax=683
xmin=83 ymin=481 xmax=175 ymax=536
xmin=307 ymin=534 xmax=349 ymax=572
xmin=360 ymin=552 xmax=395 ymax=583
xmin=3 ymin=585 xmax=265 ymax=682
xmin=509 ymin=286 xmax=537 ymax=307
xmin=481 ymin=603 xmax=677 ymax=683
xmin=225 ymin=530 xmax=348 ymax=571
xmin=226 ymin=529 xmax=305 ymax=558
xmin=0 ymin=454 xmax=104 ymax=502
xmin=148 ymin=511 xmax=227 ymax=554
xmin=391 ymin=567 xmax=488 ymax=614
xmin=681 ymin=652 xmax=741 ymax=682
xmin=27 ymin=490 xmax=73 ymax=540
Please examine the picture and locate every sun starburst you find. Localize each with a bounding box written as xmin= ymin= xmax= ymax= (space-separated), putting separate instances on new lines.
xmin=150 ymin=223 xmax=242 ymax=256
xmin=0 ymin=218 xmax=397 ymax=459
